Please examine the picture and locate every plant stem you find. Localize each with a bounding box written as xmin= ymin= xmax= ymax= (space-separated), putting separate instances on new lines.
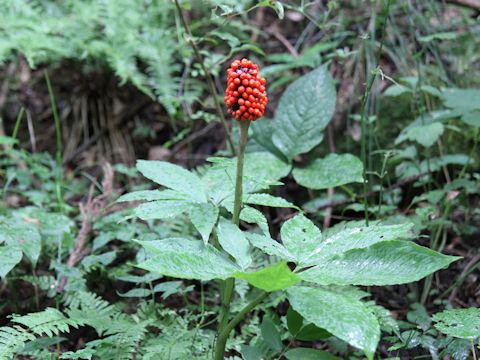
xmin=359 ymin=0 xmax=391 ymax=226
xmin=215 ymin=292 xmax=268 ymax=360
xmin=11 ymin=107 xmax=25 ymax=141
xmin=45 ymin=70 xmax=65 ymax=214
xmin=232 ymin=121 xmax=249 ymax=225
xmin=215 ymin=120 xmax=250 ymax=359
xmin=173 ymin=0 xmax=236 ymax=155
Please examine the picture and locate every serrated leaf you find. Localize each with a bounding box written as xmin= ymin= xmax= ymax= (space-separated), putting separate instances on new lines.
xmin=284 ymin=348 xmax=341 ymax=360
xmin=433 ymin=308 xmax=480 ymax=340
xmin=293 ymin=153 xmax=364 ymax=190
xmin=247 ymin=233 xmax=295 ymax=260
xmin=240 ymin=206 xmax=270 ymax=235
xmin=286 ymin=286 xmax=380 ymax=358
xmin=244 ymin=193 xmax=298 ymax=210
xmin=203 ymin=152 xmax=291 ymax=203
xmin=300 ymin=241 xmax=460 ymax=286
xmin=187 ymin=203 xmax=218 ymax=244
xmin=280 ymin=214 xmax=322 ymax=265
xmin=217 ymin=219 xmax=251 ymax=270
xmin=302 ymin=223 xmax=415 ymax=266
xmin=271 ymin=65 xmax=336 ymax=161
xmin=136 ymin=238 xmax=239 ymax=280
xmin=133 ymin=200 xmax=192 ymax=220
xmin=234 ymin=261 xmax=300 ymax=292
xmin=136 ymin=160 xmax=206 ymax=202
xmin=0 ymin=245 xmax=23 ymax=278
xmin=396 ymin=122 xmax=444 ymax=148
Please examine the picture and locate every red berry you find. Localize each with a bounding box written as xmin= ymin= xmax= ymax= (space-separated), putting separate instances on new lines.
xmin=224 ymin=59 xmax=268 ymax=121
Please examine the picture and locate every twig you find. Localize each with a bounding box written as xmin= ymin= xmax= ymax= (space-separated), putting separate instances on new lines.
xmin=323 ymin=123 xmax=336 ymax=229
xmin=266 ymin=24 xmax=300 ymax=57
xmin=58 ymin=164 xmax=114 ymax=292
xmin=446 ymin=0 xmax=480 ymax=10
xmin=173 ymin=0 xmax=236 ymax=155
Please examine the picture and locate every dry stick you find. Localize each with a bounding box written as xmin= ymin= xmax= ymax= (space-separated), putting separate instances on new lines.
xmin=57 ymin=164 xmax=114 ymax=292
xmin=173 ymin=0 xmax=235 ymax=155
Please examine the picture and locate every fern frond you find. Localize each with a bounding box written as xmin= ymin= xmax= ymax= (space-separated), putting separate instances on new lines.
xmin=0 ymin=308 xmax=80 ymax=359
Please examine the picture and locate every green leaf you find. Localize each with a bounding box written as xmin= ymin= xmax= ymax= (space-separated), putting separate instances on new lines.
xmin=433 ymin=308 xmax=480 ymax=340
xmin=244 ymin=193 xmax=299 ymax=210
xmin=384 ymin=84 xmax=411 ymax=96
xmin=287 ymin=307 xmax=331 ymax=341
xmin=461 ymin=111 xmax=480 ymax=127
xmin=303 ymin=223 xmax=415 ymax=265
xmin=280 ymin=214 xmax=322 ymax=265
xmin=397 ymin=122 xmax=444 ymax=148
xmin=203 ymin=152 xmax=291 ymax=203
xmin=136 ymin=238 xmax=239 ymax=280
xmin=300 ymin=241 xmax=460 ymax=286
xmin=442 ymin=88 xmax=480 ymax=112
xmin=286 ymin=286 xmax=380 ymax=358
xmin=0 ymin=245 xmax=23 ymax=278
xmin=262 ymin=0 xmax=284 ymax=19
xmin=241 ymin=345 xmax=264 ymax=360
xmin=234 ymin=261 xmax=300 ymax=292
xmin=132 ymin=200 xmax=192 ymax=220
xmin=136 ymin=160 xmax=206 ymax=202
xmin=239 ymin=206 xmax=270 ymax=235
xmin=418 ymin=31 xmax=457 ymax=43
xmin=247 ymin=233 xmax=295 ymax=260
xmin=117 ymin=288 xmax=152 ymax=298
xmin=293 ymin=154 xmax=364 ymax=190
xmin=0 ymin=220 xmax=41 ymax=265
xmin=117 ymin=189 xmax=188 ymax=202
xmin=285 ymin=348 xmax=341 ymax=360
xmin=217 ymin=218 xmax=251 ymax=270
xmin=260 ymin=316 xmax=282 ymax=352
xmin=187 ymin=203 xmax=218 ymax=244
xmin=271 ymin=65 xmax=336 ymax=161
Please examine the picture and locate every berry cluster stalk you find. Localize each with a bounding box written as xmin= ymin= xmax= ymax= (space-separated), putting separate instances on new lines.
xmin=215 ymin=120 xmax=250 ymax=359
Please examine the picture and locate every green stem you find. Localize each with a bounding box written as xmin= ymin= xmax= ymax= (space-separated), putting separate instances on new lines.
xmin=11 ymin=107 xmax=25 ymax=141
xmin=215 ymin=292 xmax=268 ymax=360
xmin=359 ymin=0 xmax=391 ymax=226
xmin=44 ymin=70 xmax=65 ymax=214
xmin=232 ymin=121 xmax=249 ymax=226
xmin=215 ymin=120 xmax=250 ymax=359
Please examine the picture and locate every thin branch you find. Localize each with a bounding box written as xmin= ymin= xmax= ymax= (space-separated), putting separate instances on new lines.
xmin=173 ymin=0 xmax=236 ymax=155
xmin=446 ymin=0 xmax=480 ymax=10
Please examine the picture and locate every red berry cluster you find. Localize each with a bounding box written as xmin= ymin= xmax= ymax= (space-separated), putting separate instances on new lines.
xmin=224 ymin=58 xmax=267 ymax=121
